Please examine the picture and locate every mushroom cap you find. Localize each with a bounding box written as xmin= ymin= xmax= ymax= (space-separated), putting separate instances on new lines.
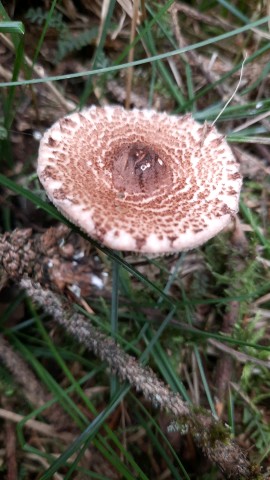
xmin=37 ymin=106 xmax=242 ymax=253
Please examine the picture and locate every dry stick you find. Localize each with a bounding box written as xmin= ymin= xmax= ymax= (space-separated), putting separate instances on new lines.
xmin=209 ymin=338 xmax=270 ymax=369
xmin=0 ymin=334 xmax=75 ymax=430
xmin=232 ymin=145 xmax=270 ymax=178
xmin=0 ymin=408 xmax=71 ymax=440
xmin=19 ymin=276 xmax=257 ymax=480
xmin=169 ymin=2 xmax=233 ymax=31
xmin=2 ymin=393 xmax=18 ymax=480
xmin=233 ymin=110 xmax=270 ymax=133
xmin=5 ymin=421 xmax=17 ymax=480
xmin=214 ymin=302 xmax=238 ymax=417
xmin=140 ymin=0 xmax=147 ymax=23
xmin=125 ymin=0 xmax=140 ymax=109
xmin=96 ymin=0 xmax=110 ymax=45
xmin=0 ymin=335 xmax=49 ymax=409
xmin=214 ymin=220 xmax=250 ymax=416
xmin=169 ymin=5 xmax=226 ymax=98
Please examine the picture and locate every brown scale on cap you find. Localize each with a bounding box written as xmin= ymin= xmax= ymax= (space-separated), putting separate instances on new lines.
xmin=37 ymin=106 xmax=242 ymax=253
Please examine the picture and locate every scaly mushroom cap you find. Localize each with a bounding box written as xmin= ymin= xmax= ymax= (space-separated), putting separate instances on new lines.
xmin=37 ymin=106 xmax=242 ymax=253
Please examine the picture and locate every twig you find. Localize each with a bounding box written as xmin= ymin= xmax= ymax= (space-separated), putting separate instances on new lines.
xmin=125 ymin=0 xmax=140 ymax=109
xmin=170 ymin=5 xmax=226 ymax=98
xmin=0 ymin=334 xmax=74 ymax=430
xmin=209 ymin=338 xmax=270 ymax=369
xmin=0 ymin=408 xmax=71 ymax=440
xmin=169 ymin=2 xmax=233 ymax=31
xmin=0 ymin=335 xmax=49 ymax=409
xmin=214 ymin=302 xmax=238 ymax=416
xmin=5 ymin=415 xmax=17 ymax=480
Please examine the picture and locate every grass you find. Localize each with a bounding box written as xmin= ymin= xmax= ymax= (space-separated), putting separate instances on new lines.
xmin=0 ymin=1 xmax=270 ymax=479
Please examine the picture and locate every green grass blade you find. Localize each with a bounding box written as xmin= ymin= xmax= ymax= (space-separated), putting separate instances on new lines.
xmin=240 ymin=201 xmax=270 ymax=253
xmin=110 ymin=258 xmax=120 ymax=397
xmin=29 ymin=0 xmax=58 ymax=72
xmin=39 ymin=385 xmax=130 ymax=479
xmin=79 ymin=0 xmax=116 ymax=106
xmin=0 ymin=21 xmax=24 ymax=34
xmin=194 ymin=346 xmax=217 ymax=417
xmin=217 ymin=0 xmax=250 ymax=23
xmin=0 ymin=16 xmax=269 ymax=88
xmin=0 ymin=11 xmax=25 ymax=132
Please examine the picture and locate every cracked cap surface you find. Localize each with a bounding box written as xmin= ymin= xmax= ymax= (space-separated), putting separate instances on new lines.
xmin=37 ymin=106 xmax=242 ymax=253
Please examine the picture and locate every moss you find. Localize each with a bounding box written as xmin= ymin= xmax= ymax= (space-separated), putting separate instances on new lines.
xmin=179 ymin=407 xmax=231 ymax=448
xmin=207 ymin=421 xmax=231 ymax=446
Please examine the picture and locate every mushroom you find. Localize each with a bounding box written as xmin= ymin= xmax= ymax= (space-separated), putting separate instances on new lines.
xmin=37 ymin=106 xmax=242 ymax=254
